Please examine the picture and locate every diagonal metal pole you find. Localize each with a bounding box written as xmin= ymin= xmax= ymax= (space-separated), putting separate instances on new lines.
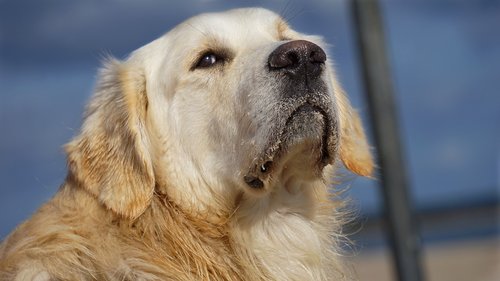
xmin=350 ymin=1 xmax=424 ymax=281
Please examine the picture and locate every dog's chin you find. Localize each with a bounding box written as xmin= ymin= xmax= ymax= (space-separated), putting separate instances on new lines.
xmin=243 ymin=104 xmax=338 ymax=193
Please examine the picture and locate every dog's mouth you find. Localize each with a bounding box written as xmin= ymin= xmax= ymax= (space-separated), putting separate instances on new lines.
xmin=244 ymin=102 xmax=338 ymax=190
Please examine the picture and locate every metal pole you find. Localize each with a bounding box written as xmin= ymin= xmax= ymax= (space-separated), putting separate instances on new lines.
xmin=350 ymin=1 xmax=424 ymax=280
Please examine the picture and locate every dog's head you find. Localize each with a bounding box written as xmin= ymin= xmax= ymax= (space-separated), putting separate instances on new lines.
xmin=66 ymin=8 xmax=373 ymax=219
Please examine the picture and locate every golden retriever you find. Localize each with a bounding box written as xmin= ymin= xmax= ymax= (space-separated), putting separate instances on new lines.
xmin=0 ymin=8 xmax=373 ymax=281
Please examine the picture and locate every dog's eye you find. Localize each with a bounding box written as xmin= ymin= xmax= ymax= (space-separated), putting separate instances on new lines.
xmin=195 ymin=52 xmax=221 ymax=69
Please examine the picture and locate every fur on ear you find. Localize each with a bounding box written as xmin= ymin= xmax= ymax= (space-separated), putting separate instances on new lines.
xmin=335 ymin=84 xmax=374 ymax=177
xmin=65 ymin=59 xmax=154 ymax=219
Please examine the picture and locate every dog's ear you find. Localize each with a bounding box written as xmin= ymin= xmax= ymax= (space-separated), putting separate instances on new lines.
xmin=65 ymin=59 xmax=154 ymax=219
xmin=334 ymin=84 xmax=374 ymax=177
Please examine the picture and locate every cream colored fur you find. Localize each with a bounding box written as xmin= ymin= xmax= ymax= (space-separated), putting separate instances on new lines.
xmin=0 ymin=8 xmax=373 ymax=281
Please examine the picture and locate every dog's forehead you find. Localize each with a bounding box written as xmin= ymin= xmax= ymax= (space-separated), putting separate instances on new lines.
xmin=181 ymin=8 xmax=287 ymax=45
xmin=133 ymin=8 xmax=297 ymax=78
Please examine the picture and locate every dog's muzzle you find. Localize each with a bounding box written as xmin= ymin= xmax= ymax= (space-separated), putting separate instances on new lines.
xmin=244 ymin=40 xmax=338 ymax=191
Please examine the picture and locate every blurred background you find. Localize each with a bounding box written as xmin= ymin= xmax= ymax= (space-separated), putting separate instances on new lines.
xmin=0 ymin=0 xmax=499 ymax=280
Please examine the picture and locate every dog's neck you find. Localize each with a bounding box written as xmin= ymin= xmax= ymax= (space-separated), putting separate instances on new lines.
xmin=65 ymin=167 xmax=346 ymax=280
xmin=230 ymin=180 xmax=346 ymax=280
xmin=144 ymin=173 xmax=346 ymax=281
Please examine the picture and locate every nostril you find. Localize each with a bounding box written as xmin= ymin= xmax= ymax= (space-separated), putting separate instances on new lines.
xmin=269 ymin=49 xmax=300 ymax=69
xmin=310 ymin=49 xmax=326 ymax=64
xmin=287 ymin=52 xmax=300 ymax=66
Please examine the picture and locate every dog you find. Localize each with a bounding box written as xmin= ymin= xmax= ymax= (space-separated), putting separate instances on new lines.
xmin=0 ymin=8 xmax=373 ymax=281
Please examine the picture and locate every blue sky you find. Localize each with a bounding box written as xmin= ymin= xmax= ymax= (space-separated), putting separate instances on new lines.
xmin=1 ymin=0 xmax=499 ymax=239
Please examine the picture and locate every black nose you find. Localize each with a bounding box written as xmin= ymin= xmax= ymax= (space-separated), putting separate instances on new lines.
xmin=268 ymin=40 xmax=326 ymax=79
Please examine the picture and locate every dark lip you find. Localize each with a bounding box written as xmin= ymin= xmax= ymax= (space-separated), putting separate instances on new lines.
xmin=283 ymin=102 xmax=332 ymax=166
xmin=244 ymin=100 xmax=336 ymax=188
xmin=285 ymin=103 xmax=326 ymax=126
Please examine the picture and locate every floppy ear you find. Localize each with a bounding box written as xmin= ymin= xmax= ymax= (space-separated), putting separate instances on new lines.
xmin=65 ymin=59 xmax=154 ymax=219
xmin=335 ymin=85 xmax=374 ymax=177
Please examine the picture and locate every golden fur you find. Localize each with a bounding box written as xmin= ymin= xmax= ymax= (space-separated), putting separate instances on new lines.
xmin=0 ymin=8 xmax=373 ymax=281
